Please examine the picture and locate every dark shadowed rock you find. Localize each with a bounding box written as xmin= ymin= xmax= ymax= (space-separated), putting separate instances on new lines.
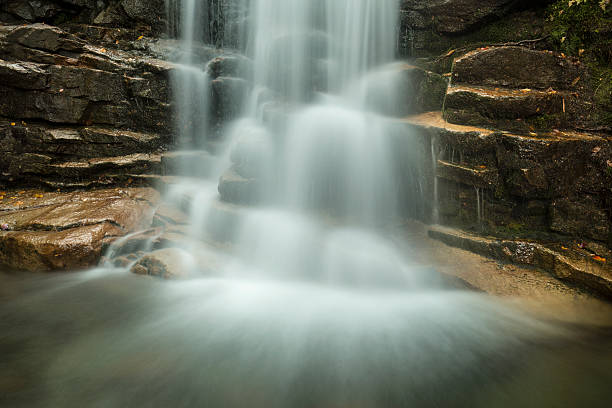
xmin=551 ymin=196 xmax=610 ymax=242
xmin=210 ymin=76 xmax=249 ymax=127
xmin=401 ymin=0 xmax=518 ymax=34
xmin=452 ymin=47 xmax=584 ymax=90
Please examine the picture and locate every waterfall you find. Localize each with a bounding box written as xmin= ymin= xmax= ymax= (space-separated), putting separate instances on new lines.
xmin=25 ymin=2 xmax=567 ymax=406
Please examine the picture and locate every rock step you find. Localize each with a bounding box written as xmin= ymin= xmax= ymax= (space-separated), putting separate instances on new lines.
xmin=45 ymin=153 xmax=163 ymax=178
xmin=452 ymin=46 xmax=584 ymax=91
xmin=3 ymin=153 xmax=163 ymax=189
xmin=1 ymin=122 xmax=167 ymax=158
xmin=428 ymin=225 xmax=612 ymax=300
xmin=443 ymin=85 xmax=579 ymax=132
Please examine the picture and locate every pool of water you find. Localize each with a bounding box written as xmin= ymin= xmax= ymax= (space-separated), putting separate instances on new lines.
xmin=1 ymin=269 xmax=610 ymax=408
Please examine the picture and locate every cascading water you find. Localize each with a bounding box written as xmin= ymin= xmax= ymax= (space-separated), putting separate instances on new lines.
xmin=2 ymin=2 xmax=611 ymax=408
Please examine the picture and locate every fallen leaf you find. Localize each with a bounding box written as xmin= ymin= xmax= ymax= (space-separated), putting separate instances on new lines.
xmin=100 ymin=48 xmax=106 ymax=53
xmin=592 ymin=146 xmax=601 ymax=154
xmin=442 ymin=72 xmax=452 ymax=77
xmin=478 ymin=165 xmax=487 ymax=169
xmin=520 ymin=88 xmax=532 ymax=93
xmin=561 ymin=246 xmax=569 ymax=250
xmin=33 ymin=194 xmax=43 ymax=198
xmin=137 ymin=35 xmax=144 ymax=40
xmin=578 ymin=49 xmax=585 ymax=56
xmin=444 ymin=49 xmax=455 ymax=57
xmin=592 ymin=255 xmax=606 ymax=263
xmin=571 ymin=76 xmax=580 ymax=86
xmin=115 ymin=40 xmax=119 ymax=44
xmin=10 ymin=122 xmax=15 ymax=126
xmin=15 ymin=201 xmax=24 ymax=206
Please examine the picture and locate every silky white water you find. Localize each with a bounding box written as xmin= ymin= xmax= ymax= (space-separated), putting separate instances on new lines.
xmin=3 ymin=1 xmax=610 ymax=407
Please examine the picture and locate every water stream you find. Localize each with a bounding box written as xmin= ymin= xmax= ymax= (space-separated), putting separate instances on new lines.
xmin=1 ymin=1 xmax=612 ymax=407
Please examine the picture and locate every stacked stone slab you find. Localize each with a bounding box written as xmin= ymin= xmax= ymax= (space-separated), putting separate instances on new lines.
xmin=0 ymin=23 xmax=176 ymax=188
xmin=444 ymin=46 xmax=594 ymax=133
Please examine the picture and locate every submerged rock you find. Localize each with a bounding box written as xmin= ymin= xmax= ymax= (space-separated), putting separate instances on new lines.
xmin=130 ymin=247 xmax=195 ymax=279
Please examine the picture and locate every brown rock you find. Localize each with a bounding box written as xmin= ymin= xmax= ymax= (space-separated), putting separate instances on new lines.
xmin=0 ymin=188 xmax=160 ymax=271
xmin=452 ymin=47 xmax=584 ymax=90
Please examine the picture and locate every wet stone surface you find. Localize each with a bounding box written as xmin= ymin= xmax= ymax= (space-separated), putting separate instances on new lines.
xmin=0 ymin=187 xmax=159 ymax=271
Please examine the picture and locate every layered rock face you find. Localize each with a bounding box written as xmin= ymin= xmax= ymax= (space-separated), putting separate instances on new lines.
xmin=0 ymin=2 xmax=174 ymax=271
xmin=0 ymin=22 xmax=175 ymax=188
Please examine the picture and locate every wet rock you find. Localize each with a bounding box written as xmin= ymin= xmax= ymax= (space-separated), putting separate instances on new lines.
xmin=205 ymin=54 xmax=253 ymax=80
xmin=0 ymin=223 xmax=123 ymax=271
xmin=120 ymin=0 xmax=165 ymax=27
xmin=444 ymin=86 xmax=568 ymax=131
xmin=436 ymin=160 xmax=499 ymax=189
xmin=428 ymin=225 xmax=612 ymax=300
xmin=452 ymin=47 xmax=584 ymax=90
xmin=210 ymin=76 xmax=249 ymax=128
xmin=0 ymin=188 xmax=159 ymax=271
xmin=550 ymin=196 xmax=610 ymax=242
xmin=105 ymin=227 xmax=163 ymax=258
xmin=4 ymin=23 xmax=85 ymax=53
xmin=400 ymin=0 xmax=518 ymax=34
xmin=130 ymin=248 xmax=194 ymax=279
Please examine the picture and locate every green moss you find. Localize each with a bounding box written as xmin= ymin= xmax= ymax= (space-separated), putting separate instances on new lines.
xmin=526 ymin=113 xmax=565 ymax=131
xmin=546 ymin=0 xmax=611 ymax=64
xmin=546 ymin=2 xmax=612 ymax=129
xmin=507 ymin=222 xmax=526 ymax=233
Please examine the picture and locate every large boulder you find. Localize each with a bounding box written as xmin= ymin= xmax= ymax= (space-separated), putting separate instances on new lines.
xmin=0 ymin=188 xmax=160 ymax=271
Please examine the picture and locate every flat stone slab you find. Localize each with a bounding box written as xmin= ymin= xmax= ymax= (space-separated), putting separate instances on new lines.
xmin=0 ymin=187 xmax=159 ymax=271
xmin=428 ymin=225 xmax=612 ymax=300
